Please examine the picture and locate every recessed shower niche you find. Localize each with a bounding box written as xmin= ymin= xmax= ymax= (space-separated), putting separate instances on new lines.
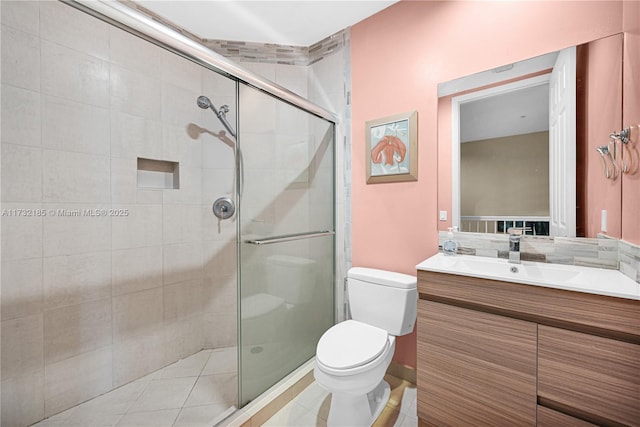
xmin=136 ymin=158 xmax=180 ymax=189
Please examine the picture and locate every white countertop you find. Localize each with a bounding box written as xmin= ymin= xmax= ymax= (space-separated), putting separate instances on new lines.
xmin=417 ymin=253 xmax=640 ymax=301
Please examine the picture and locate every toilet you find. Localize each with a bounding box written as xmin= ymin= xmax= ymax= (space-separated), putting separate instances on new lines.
xmin=314 ymin=267 xmax=417 ymax=427
xmin=241 ymin=254 xmax=317 ymax=347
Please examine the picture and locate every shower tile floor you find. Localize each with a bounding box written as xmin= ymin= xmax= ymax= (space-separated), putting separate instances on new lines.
xmin=32 ymin=347 xmax=418 ymax=427
xmin=33 ymin=348 xmax=238 ymax=427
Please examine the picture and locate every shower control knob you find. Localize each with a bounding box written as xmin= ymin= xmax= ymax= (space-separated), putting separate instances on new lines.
xmin=212 ymin=197 xmax=235 ymax=220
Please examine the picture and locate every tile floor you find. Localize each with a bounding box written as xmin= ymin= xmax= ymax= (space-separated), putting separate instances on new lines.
xmin=33 ymin=348 xmax=238 ymax=427
xmin=31 ymin=347 xmax=418 ymax=427
xmin=263 ymin=375 xmax=418 ymax=427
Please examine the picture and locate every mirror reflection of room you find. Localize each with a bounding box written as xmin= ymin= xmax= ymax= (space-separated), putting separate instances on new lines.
xmin=439 ymin=33 xmax=624 ymax=239
xmin=460 ymin=82 xmax=551 ymax=236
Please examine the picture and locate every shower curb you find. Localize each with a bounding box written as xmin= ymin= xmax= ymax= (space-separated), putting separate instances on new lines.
xmin=221 ymin=358 xmax=316 ymax=427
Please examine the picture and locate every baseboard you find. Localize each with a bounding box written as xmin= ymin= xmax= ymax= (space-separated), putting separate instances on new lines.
xmin=387 ymin=361 xmax=417 ymax=384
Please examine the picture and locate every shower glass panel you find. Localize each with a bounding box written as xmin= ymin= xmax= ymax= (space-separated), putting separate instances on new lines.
xmin=238 ymin=84 xmax=335 ymax=405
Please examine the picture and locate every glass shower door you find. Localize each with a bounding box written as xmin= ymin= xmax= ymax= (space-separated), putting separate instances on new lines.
xmin=237 ymin=84 xmax=335 ymax=405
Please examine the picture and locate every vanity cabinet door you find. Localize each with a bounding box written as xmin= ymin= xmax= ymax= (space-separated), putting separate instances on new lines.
xmin=417 ymin=300 xmax=537 ymax=426
xmin=538 ymin=325 xmax=640 ymax=426
xmin=537 ymin=406 xmax=598 ymax=427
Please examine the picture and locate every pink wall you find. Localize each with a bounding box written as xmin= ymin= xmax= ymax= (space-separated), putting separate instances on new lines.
xmin=351 ymin=1 xmax=624 ymax=368
xmin=622 ymin=0 xmax=640 ymax=244
xmin=583 ymin=34 xmax=623 ymax=238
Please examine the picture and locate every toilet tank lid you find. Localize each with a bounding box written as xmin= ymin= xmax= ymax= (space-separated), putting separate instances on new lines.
xmin=348 ymin=267 xmax=416 ymax=289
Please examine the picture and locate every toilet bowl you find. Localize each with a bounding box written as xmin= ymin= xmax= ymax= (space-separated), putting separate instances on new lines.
xmin=314 ymin=321 xmax=396 ymax=426
xmin=314 ymin=268 xmax=417 ymax=427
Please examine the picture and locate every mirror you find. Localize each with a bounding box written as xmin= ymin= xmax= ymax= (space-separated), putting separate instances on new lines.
xmin=437 ymin=33 xmax=624 ymax=238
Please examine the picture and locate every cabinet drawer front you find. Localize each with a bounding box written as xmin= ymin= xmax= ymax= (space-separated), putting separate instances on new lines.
xmin=418 ymin=271 xmax=640 ymax=340
xmin=538 ymin=325 xmax=640 ymax=426
xmin=537 ymin=406 xmax=598 ymax=427
xmin=417 ymin=300 xmax=537 ymax=426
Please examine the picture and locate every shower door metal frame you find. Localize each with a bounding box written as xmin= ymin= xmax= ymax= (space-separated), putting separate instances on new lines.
xmin=234 ymin=87 xmax=336 ymax=404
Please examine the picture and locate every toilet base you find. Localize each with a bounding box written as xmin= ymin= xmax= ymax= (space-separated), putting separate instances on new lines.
xmin=327 ymin=380 xmax=391 ymax=427
xmin=368 ymin=379 xmax=391 ymax=422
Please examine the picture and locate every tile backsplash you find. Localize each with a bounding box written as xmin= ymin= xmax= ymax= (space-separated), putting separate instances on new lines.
xmin=619 ymin=239 xmax=640 ymax=283
xmin=438 ymin=231 xmax=640 ymax=283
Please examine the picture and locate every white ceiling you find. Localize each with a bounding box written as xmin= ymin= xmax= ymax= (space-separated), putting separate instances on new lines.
xmin=447 ymin=51 xmax=559 ymax=143
xmin=136 ymin=0 xmax=398 ymax=46
xmin=460 ymin=83 xmax=550 ymax=143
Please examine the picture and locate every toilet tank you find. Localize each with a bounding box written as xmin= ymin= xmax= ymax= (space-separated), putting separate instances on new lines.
xmin=347 ymin=267 xmax=417 ymax=336
xmin=265 ymin=255 xmax=317 ymax=304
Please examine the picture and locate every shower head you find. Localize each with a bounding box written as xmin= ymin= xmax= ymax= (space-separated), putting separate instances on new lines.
xmin=197 ymin=95 xmax=212 ymax=109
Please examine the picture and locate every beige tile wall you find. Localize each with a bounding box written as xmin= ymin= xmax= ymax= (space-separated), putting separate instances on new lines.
xmin=0 ymin=1 xmax=238 ymax=425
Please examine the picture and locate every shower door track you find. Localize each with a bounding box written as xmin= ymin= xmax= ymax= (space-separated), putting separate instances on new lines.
xmin=245 ymin=230 xmax=335 ymax=245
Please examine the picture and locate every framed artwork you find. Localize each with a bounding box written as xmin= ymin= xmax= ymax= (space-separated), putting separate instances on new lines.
xmin=365 ymin=110 xmax=418 ymax=183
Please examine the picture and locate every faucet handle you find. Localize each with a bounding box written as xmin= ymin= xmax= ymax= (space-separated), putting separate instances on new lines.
xmin=507 ymin=227 xmax=531 ymax=236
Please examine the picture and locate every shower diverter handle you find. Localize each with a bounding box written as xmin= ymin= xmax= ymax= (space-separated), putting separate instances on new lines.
xmin=212 ymin=197 xmax=235 ymax=220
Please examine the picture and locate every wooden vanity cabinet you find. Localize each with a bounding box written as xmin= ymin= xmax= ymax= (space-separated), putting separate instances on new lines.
xmin=417 ymin=270 xmax=640 ymax=427
xmin=536 ymin=406 xmax=598 ymax=427
xmin=417 ymin=300 xmax=537 ymax=426
xmin=538 ymin=326 xmax=640 ymax=426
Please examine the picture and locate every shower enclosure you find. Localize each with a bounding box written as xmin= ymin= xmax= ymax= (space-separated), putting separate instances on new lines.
xmin=199 ymin=71 xmax=335 ymax=409
xmin=0 ymin=1 xmax=336 ymax=426
xmin=236 ymin=85 xmax=335 ymax=406
xmin=198 ymin=66 xmax=336 ymax=409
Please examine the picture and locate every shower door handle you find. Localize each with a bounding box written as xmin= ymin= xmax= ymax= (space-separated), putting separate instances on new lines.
xmin=245 ymin=230 xmax=335 ymax=245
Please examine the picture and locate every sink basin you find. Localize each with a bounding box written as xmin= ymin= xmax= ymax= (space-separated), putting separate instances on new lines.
xmin=454 ymin=257 xmax=581 ymax=283
xmin=417 ymin=253 xmax=639 ymax=300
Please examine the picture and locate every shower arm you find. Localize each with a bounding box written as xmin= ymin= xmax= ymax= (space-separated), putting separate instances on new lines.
xmin=198 ymin=96 xmax=237 ymax=138
xmin=215 ymin=107 xmax=237 ymax=139
xmin=209 ymin=105 xmax=236 ymax=139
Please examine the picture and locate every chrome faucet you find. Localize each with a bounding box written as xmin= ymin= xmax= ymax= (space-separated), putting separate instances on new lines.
xmin=507 ymin=227 xmax=530 ymax=264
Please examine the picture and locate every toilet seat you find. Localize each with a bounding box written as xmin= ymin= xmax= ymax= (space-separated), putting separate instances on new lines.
xmin=316 ymin=320 xmax=389 ymax=371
